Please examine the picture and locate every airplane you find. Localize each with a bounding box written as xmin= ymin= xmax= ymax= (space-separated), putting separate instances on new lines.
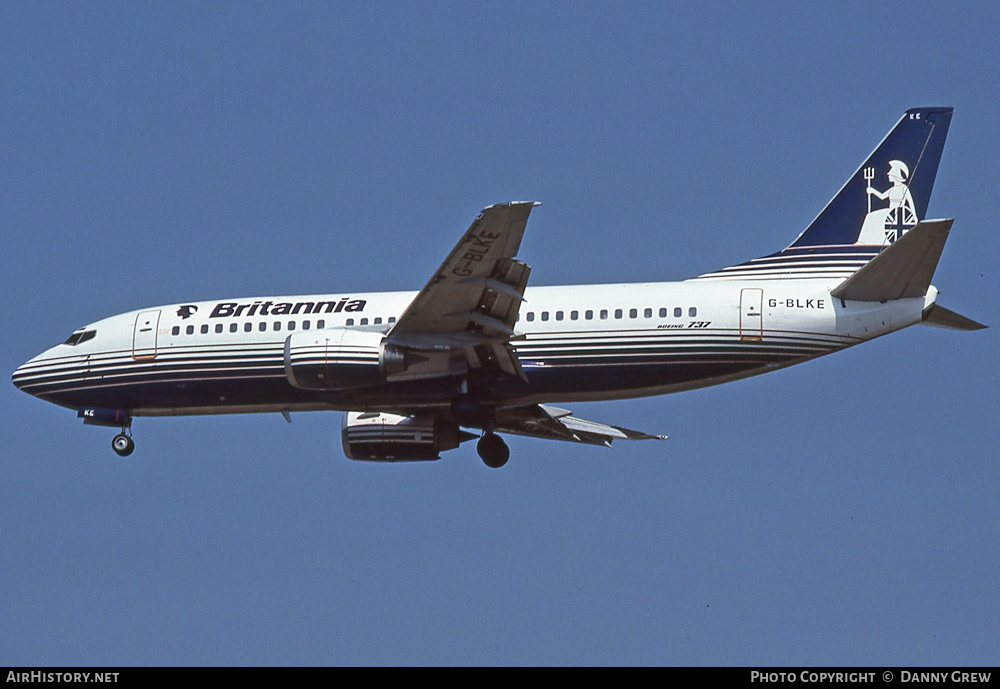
xmin=12 ymin=107 xmax=985 ymax=468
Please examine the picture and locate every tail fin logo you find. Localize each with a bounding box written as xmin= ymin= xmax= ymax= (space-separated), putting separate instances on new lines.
xmin=855 ymin=160 xmax=919 ymax=245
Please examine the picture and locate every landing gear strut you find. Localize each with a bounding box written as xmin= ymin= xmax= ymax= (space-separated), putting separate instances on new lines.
xmin=452 ymin=380 xmax=509 ymax=468
xmin=477 ymin=432 xmax=509 ymax=469
xmin=112 ymin=431 xmax=135 ymax=457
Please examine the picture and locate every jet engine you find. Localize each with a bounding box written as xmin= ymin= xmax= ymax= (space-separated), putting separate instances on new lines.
xmin=341 ymin=411 xmax=476 ymax=461
xmin=284 ymin=329 xmax=434 ymax=390
xmin=284 ymin=329 xmax=380 ymax=389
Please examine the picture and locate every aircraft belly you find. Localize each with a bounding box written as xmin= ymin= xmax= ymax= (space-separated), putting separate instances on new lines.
xmin=24 ymin=327 xmax=848 ymax=415
xmin=504 ymin=327 xmax=843 ymax=401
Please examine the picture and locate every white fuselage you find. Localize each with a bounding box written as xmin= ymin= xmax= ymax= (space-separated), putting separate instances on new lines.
xmin=12 ymin=278 xmax=934 ymax=418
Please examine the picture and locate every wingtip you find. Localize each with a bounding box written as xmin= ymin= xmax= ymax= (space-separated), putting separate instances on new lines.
xmin=482 ymin=200 xmax=541 ymax=210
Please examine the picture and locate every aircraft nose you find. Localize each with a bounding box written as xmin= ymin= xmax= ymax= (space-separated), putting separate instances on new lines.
xmin=12 ymin=354 xmax=39 ymax=393
xmin=12 ymin=348 xmax=58 ymax=397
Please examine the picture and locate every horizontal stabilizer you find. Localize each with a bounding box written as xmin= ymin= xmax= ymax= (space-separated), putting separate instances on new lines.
xmin=921 ymin=304 xmax=987 ymax=331
xmin=830 ymin=219 xmax=952 ymax=302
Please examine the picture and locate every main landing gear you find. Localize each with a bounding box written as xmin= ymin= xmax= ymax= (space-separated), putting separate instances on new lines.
xmin=453 ymin=384 xmax=510 ymax=468
xmin=112 ymin=430 xmax=135 ymax=457
xmin=477 ymin=432 xmax=509 ymax=469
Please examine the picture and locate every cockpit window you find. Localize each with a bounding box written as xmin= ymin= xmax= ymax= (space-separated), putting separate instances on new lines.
xmin=63 ymin=329 xmax=97 ymax=346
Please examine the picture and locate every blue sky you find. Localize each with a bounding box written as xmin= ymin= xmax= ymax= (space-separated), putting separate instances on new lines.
xmin=2 ymin=2 xmax=998 ymax=665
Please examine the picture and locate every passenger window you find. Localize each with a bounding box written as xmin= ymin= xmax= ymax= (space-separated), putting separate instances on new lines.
xmin=600 ymin=309 xmax=608 ymax=320
xmin=171 ymin=326 xmax=180 ymax=336
xmin=374 ymin=317 xmax=382 ymax=325
xmin=215 ymin=324 xmax=223 ymax=334
xmin=614 ymin=309 xmax=622 ymax=319
xmin=556 ymin=311 xmax=563 ymax=321
xmin=244 ymin=323 xmax=252 ymax=332
xmin=526 ymin=312 xmax=535 ymax=322
xmin=201 ymin=324 xmax=209 ymax=334
xmin=659 ymin=308 xmax=667 ymax=317
xmin=303 ymin=320 xmax=310 ymax=330
xmin=570 ymin=310 xmax=579 ymax=320
xmin=674 ymin=307 xmax=682 ymax=317
xmin=288 ymin=321 xmax=296 ymax=331
xmin=317 ymin=320 xmax=325 ymax=329
xmin=388 ymin=317 xmax=396 ymax=323
xmin=360 ymin=318 xmax=369 ymax=325
xmin=186 ymin=325 xmax=194 ymax=335
xmin=346 ymin=318 xmax=354 ymax=326
xmin=541 ymin=312 xmax=549 ymax=321
xmin=585 ymin=310 xmax=593 ymax=320
xmin=230 ymin=323 xmax=238 ymax=333
xmin=644 ymin=308 xmax=652 ymax=318
xmin=689 ymin=307 xmax=697 ymax=317
xmin=273 ymin=321 xmax=281 ymax=331
xmin=629 ymin=308 xmax=637 ymax=319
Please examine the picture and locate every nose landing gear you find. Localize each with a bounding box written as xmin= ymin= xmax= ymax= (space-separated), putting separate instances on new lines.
xmin=112 ymin=430 xmax=135 ymax=457
xmin=77 ymin=408 xmax=136 ymax=457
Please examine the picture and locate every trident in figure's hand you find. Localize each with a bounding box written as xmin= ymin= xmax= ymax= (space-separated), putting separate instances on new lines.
xmin=864 ymin=167 xmax=875 ymax=213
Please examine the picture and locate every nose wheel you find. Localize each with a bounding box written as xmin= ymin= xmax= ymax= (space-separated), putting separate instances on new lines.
xmin=112 ymin=432 xmax=135 ymax=457
xmin=477 ymin=432 xmax=509 ymax=469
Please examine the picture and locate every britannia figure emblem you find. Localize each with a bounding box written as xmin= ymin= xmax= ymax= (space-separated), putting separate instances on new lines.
xmin=855 ymin=160 xmax=918 ymax=245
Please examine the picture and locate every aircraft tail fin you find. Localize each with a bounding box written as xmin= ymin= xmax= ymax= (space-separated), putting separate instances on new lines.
xmin=830 ymin=219 xmax=951 ymax=302
xmin=693 ymin=108 xmax=954 ymax=283
xmin=789 ymin=107 xmax=953 ymax=249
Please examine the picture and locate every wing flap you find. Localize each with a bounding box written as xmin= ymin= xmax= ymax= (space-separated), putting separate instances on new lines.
xmin=489 ymin=342 xmax=527 ymax=381
xmin=494 ymin=404 xmax=666 ymax=447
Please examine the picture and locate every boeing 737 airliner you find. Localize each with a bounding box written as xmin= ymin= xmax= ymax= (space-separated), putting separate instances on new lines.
xmin=12 ymin=108 xmax=984 ymax=467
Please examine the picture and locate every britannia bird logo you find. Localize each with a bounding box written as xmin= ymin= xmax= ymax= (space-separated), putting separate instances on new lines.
xmin=177 ymin=305 xmax=198 ymax=319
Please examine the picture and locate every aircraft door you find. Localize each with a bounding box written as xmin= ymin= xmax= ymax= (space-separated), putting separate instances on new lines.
xmin=739 ymin=288 xmax=763 ymax=341
xmin=132 ymin=310 xmax=161 ymax=360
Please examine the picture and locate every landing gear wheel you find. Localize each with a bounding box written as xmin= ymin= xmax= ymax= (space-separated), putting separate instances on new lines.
xmin=477 ymin=433 xmax=509 ymax=469
xmin=112 ymin=433 xmax=135 ymax=457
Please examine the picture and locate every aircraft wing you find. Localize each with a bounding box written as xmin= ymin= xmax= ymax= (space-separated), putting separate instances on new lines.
xmin=384 ymin=202 xmax=538 ymax=381
xmin=494 ymin=404 xmax=667 ymax=447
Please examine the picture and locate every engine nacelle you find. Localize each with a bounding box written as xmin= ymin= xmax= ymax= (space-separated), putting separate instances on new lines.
xmin=284 ymin=330 xmax=433 ymax=389
xmin=341 ymin=411 xmax=474 ymax=461
xmin=284 ymin=329 xmax=386 ymax=390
